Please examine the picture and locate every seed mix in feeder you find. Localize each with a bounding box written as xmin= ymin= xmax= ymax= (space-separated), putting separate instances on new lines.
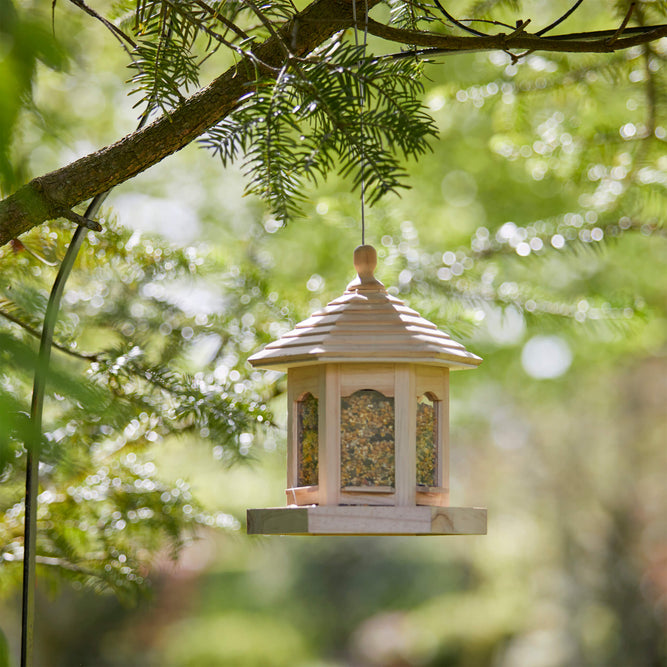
xmin=297 ymin=393 xmax=319 ymax=486
xmin=416 ymin=396 xmax=437 ymax=487
xmin=340 ymin=389 xmax=395 ymax=488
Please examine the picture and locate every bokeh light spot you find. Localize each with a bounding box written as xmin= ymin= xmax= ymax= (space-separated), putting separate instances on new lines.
xmin=521 ymin=335 xmax=572 ymax=379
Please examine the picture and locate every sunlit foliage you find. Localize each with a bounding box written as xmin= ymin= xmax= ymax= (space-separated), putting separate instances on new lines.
xmin=0 ymin=0 xmax=665 ymax=665
xmin=0 ymin=217 xmax=274 ymax=598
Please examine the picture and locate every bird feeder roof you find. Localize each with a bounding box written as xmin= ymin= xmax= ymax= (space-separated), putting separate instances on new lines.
xmin=248 ymin=245 xmax=482 ymax=372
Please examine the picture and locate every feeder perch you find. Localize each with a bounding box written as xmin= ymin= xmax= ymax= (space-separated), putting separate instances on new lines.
xmin=247 ymin=245 xmax=486 ymax=535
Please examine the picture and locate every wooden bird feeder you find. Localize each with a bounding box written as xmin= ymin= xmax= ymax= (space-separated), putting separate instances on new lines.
xmin=247 ymin=245 xmax=487 ymax=535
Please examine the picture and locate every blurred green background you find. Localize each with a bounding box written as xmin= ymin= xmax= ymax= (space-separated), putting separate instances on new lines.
xmin=0 ymin=1 xmax=665 ymax=666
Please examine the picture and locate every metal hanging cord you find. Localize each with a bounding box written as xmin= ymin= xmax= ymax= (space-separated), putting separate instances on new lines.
xmin=351 ymin=0 xmax=369 ymax=245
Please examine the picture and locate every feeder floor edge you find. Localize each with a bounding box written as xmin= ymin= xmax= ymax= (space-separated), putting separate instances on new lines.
xmin=246 ymin=505 xmax=487 ymax=536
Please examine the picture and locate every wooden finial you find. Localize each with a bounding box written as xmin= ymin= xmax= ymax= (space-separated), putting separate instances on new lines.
xmin=347 ymin=245 xmax=385 ymax=292
xmin=354 ymin=245 xmax=377 ymax=277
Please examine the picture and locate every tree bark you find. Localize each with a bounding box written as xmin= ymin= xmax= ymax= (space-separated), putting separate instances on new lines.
xmin=0 ymin=1 xmax=665 ymax=247
xmin=367 ymin=21 xmax=667 ymax=54
xmin=0 ymin=0 xmax=374 ymax=246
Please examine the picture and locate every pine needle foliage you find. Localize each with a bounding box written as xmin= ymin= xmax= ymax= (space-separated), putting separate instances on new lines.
xmin=127 ymin=0 xmax=297 ymax=117
xmin=386 ymin=0 xmax=438 ymax=31
xmin=0 ymin=216 xmax=278 ymax=596
xmin=118 ymin=0 xmax=441 ymax=217
xmin=1 ymin=0 xmax=665 ymax=610
xmin=201 ymin=42 xmax=437 ymax=219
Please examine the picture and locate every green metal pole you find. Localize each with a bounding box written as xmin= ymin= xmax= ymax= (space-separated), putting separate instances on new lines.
xmin=20 ymin=191 xmax=108 ymax=667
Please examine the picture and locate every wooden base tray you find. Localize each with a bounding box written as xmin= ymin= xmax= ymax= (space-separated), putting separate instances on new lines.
xmin=247 ymin=505 xmax=487 ymax=536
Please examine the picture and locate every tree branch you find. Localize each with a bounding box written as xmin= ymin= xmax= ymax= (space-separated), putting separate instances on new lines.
xmin=66 ymin=0 xmax=136 ymax=49
xmin=0 ymin=308 xmax=99 ymax=361
xmin=536 ymin=0 xmax=585 ymax=36
xmin=432 ymin=0 xmax=489 ymax=37
xmin=0 ymin=0 xmax=376 ymax=247
xmin=365 ymin=19 xmax=667 ymax=54
xmin=192 ymin=0 xmax=250 ymax=42
xmin=1 ymin=0 xmax=666 ymax=248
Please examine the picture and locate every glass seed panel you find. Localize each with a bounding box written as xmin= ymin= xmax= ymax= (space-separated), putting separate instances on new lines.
xmin=340 ymin=389 xmax=395 ymax=488
xmin=416 ymin=394 xmax=438 ymax=487
xmin=297 ymin=393 xmax=318 ymax=486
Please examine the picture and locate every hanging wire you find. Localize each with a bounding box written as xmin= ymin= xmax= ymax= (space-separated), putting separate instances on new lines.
xmin=351 ymin=0 xmax=369 ymax=245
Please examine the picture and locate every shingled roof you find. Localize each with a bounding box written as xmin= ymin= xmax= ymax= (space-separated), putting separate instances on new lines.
xmin=248 ymin=246 xmax=482 ymax=372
